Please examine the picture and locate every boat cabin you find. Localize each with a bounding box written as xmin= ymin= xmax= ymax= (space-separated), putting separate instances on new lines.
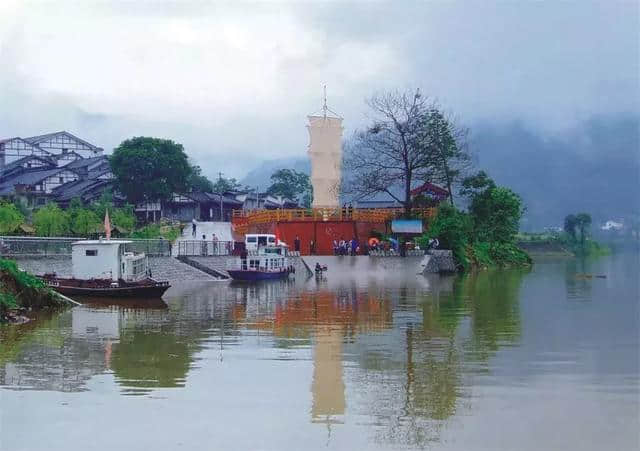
xmin=71 ymin=240 xmax=148 ymax=282
xmin=245 ymin=234 xmax=277 ymax=252
xmin=234 ymin=244 xmax=290 ymax=271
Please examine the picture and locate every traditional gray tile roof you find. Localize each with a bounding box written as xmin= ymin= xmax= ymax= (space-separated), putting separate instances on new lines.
xmin=53 ymin=179 xmax=113 ymax=202
xmin=0 ymin=168 xmax=70 ymax=195
xmin=24 ymin=131 xmax=103 ymax=151
xmin=66 ymin=155 xmax=109 ymax=170
xmin=2 ymin=155 xmax=56 ymax=173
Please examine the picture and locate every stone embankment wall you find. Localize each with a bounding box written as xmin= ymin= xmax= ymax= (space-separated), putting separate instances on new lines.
xmin=421 ymin=250 xmax=457 ymax=273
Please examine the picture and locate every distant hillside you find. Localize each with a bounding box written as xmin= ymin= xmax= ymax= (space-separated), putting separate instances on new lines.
xmin=240 ymin=157 xmax=310 ymax=191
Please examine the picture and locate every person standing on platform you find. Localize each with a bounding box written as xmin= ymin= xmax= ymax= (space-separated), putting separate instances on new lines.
xmin=192 ymin=217 xmax=197 ymax=237
xmin=212 ymin=233 xmax=218 ymax=255
xmin=351 ymin=238 xmax=358 ymax=256
xmin=294 ymin=236 xmax=301 ymax=254
xmin=310 ymin=240 xmax=315 ymax=255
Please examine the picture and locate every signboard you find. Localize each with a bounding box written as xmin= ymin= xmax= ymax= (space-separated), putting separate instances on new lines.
xmin=391 ymin=219 xmax=423 ymax=234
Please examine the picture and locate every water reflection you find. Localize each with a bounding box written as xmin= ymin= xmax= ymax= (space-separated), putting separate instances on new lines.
xmin=1 ymin=256 xmax=637 ymax=451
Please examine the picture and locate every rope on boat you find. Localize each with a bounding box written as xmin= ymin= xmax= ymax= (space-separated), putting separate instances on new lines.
xmin=54 ymin=291 xmax=82 ymax=306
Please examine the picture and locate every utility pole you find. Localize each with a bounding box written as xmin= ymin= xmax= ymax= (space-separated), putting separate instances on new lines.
xmin=218 ymin=172 xmax=224 ymax=221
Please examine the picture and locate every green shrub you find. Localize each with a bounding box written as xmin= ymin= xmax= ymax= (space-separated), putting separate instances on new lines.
xmin=33 ymin=203 xmax=70 ymax=237
xmin=0 ymin=202 xmax=25 ymax=235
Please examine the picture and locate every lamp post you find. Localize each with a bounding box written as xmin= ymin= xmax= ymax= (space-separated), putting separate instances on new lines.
xmin=217 ymin=172 xmax=224 ymax=221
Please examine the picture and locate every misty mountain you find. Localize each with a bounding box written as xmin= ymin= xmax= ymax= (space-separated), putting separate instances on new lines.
xmin=241 ymin=114 xmax=639 ymax=230
xmin=240 ymin=157 xmax=310 ymax=191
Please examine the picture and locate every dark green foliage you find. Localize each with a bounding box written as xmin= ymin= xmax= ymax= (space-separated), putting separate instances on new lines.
xmin=564 ymin=214 xmax=577 ymax=240
xmin=188 ymin=165 xmax=214 ymax=192
xmin=131 ymin=223 xmax=180 ymax=242
xmin=417 ymin=203 xmax=472 ymax=268
xmin=0 ymin=202 xmax=25 ymax=234
xmin=212 ymin=176 xmax=245 ymax=194
xmin=111 ymin=137 xmax=192 ymax=204
xmin=560 ymin=212 xmax=607 ymax=256
xmin=575 ymin=213 xmax=592 ymax=245
xmin=33 ymin=203 xmax=70 ymax=237
xmin=344 ymin=89 xmax=468 ymax=214
xmin=267 ymin=169 xmax=312 ymax=207
xmin=0 ymin=259 xmax=63 ymax=315
xmin=419 ymin=172 xmax=530 ymax=270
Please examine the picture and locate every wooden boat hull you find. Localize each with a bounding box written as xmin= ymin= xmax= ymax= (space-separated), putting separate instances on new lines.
xmin=227 ymin=270 xmax=291 ymax=281
xmin=41 ymin=277 xmax=171 ymax=298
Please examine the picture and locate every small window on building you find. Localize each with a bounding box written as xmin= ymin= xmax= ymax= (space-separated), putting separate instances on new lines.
xmin=27 ymin=163 xmax=32 ymax=168
xmin=85 ymin=250 xmax=98 ymax=256
xmin=62 ymin=148 xmax=68 ymax=154
xmin=59 ymin=177 xmax=64 ymax=183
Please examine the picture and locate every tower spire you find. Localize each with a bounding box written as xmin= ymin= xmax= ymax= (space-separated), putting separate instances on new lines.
xmin=323 ymin=85 xmax=328 ymax=118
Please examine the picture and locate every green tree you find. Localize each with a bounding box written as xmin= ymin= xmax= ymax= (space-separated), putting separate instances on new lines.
xmin=267 ymin=169 xmax=312 ymax=207
xmin=344 ymin=89 xmax=468 ymax=214
xmin=461 ymin=172 xmax=523 ymax=244
xmin=418 ymin=203 xmax=472 ymax=267
xmin=111 ymin=137 xmax=192 ymax=204
xmin=71 ymin=209 xmax=101 ymax=236
xmin=211 ymin=176 xmax=244 ymax=194
xmin=188 ymin=165 xmax=214 ymax=192
xmin=33 ymin=204 xmax=70 ymax=237
xmin=416 ymin=109 xmax=471 ymax=206
xmin=91 ymin=190 xmax=114 ymax=220
xmin=0 ymin=202 xmax=25 ymax=234
xmin=564 ymin=214 xmax=578 ymax=241
xmin=112 ymin=206 xmax=136 ymax=234
xmin=575 ymin=212 xmax=592 ymax=246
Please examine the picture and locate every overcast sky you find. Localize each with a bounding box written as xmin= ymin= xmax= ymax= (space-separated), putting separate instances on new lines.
xmin=0 ymin=1 xmax=638 ymax=178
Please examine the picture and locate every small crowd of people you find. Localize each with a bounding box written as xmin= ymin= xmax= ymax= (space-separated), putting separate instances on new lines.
xmin=333 ymin=238 xmax=359 ymax=256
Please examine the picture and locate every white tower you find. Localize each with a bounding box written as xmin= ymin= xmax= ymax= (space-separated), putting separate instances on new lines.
xmin=307 ymin=87 xmax=343 ymax=209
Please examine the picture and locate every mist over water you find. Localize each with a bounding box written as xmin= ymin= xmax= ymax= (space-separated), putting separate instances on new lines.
xmin=1 ymin=254 xmax=638 ymax=451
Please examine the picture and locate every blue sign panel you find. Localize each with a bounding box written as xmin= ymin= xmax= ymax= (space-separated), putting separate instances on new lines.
xmin=391 ymin=219 xmax=423 ymax=234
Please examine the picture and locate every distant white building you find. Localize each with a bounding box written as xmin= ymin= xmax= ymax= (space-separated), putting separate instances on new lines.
xmin=601 ymin=220 xmax=624 ymax=231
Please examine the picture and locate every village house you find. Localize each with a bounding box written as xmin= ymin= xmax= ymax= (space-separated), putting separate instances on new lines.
xmin=0 ymin=131 xmax=115 ymax=208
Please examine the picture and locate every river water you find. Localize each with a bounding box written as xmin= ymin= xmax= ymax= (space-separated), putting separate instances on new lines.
xmin=1 ymin=254 xmax=638 ymax=451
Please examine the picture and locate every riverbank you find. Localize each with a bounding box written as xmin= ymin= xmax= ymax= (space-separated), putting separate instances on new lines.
xmin=0 ymin=259 xmax=65 ymax=323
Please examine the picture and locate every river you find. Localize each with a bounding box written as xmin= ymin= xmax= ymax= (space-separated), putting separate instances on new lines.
xmin=1 ymin=254 xmax=638 ymax=451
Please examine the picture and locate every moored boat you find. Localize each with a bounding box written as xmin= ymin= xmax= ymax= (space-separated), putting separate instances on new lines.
xmin=227 ymin=242 xmax=295 ymax=281
xmin=40 ymin=238 xmax=171 ymax=298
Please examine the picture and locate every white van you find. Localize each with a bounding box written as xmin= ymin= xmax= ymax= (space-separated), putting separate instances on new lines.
xmin=245 ymin=234 xmax=277 ymax=252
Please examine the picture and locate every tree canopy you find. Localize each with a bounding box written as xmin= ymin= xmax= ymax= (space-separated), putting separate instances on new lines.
xmin=187 ymin=165 xmax=214 ymax=192
xmin=111 ymin=137 xmax=192 ymax=204
xmin=343 ymin=89 xmax=469 ymax=213
xmin=267 ymin=169 xmax=312 ymax=207
xmin=461 ymin=171 xmax=524 ymax=244
xmin=212 ymin=176 xmax=245 ymax=194
xmin=33 ymin=203 xmax=70 ymax=237
xmin=0 ymin=202 xmax=25 ymax=235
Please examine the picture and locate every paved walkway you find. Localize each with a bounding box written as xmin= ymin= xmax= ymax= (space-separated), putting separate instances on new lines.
xmin=173 ymin=221 xmax=233 ymax=256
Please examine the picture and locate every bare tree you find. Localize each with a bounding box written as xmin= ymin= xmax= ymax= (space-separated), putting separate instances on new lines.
xmin=343 ymin=89 xmax=470 ymax=214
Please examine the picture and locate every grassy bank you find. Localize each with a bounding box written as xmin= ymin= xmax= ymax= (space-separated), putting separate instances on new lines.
xmin=0 ymin=259 xmax=65 ymax=323
xmin=517 ymin=232 xmax=611 ymax=257
xmin=417 ymin=203 xmax=532 ymax=272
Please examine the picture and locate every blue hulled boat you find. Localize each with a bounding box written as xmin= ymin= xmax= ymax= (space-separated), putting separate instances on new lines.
xmin=227 ymin=243 xmax=295 ymax=281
